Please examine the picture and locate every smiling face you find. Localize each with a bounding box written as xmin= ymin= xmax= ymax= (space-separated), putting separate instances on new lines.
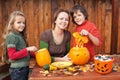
xmin=55 ymin=12 xmax=69 ymax=30
xmin=73 ymin=10 xmax=85 ymax=25
xmin=13 ymin=15 xmax=25 ymax=32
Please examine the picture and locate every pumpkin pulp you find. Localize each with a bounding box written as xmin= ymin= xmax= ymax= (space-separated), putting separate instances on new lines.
xmin=69 ymin=32 xmax=90 ymax=65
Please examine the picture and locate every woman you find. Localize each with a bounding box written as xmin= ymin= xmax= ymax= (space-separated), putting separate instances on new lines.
xmin=40 ymin=9 xmax=71 ymax=62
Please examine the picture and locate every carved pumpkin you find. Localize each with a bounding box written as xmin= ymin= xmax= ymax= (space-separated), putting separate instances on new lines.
xmin=69 ymin=32 xmax=90 ymax=65
xmin=94 ymin=55 xmax=114 ymax=74
xmin=35 ymin=48 xmax=51 ymax=67
xmin=69 ymin=47 xmax=90 ymax=65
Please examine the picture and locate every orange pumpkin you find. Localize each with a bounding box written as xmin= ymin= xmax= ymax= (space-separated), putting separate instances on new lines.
xmin=69 ymin=47 xmax=90 ymax=65
xmin=35 ymin=48 xmax=51 ymax=67
xmin=94 ymin=55 xmax=114 ymax=74
xmin=69 ymin=32 xmax=90 ymax=65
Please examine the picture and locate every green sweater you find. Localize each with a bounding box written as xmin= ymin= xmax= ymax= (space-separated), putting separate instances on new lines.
xmin=6 ymin=31 xmax=30 ymax=68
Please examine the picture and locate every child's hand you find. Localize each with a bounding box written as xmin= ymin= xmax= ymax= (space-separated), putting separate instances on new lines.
xmin=80 ymin=29 xmax=89 ymax=36
xmin=26 ymin=46 xmax=38 ymax=52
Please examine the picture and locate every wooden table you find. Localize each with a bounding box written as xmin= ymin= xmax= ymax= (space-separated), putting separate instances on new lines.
xmin=29 ymin=55 xmax=120 ymax=80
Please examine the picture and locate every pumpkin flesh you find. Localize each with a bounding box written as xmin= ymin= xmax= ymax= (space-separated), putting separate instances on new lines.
xmin=35 ymin=48 xmax=51 ymax=67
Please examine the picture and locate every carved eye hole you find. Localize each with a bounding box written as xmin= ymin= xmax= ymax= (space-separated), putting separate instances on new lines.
xmin=97 ymin=63 xmax=100 ymax=66
xmin=104 ymin=64 xmax=108 ymax=68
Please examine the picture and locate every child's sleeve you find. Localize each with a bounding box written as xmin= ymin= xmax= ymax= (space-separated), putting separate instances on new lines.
xmin=7 ymin=47 xmax=28 ymax=60
xmin=90 ymin=25 xmax=102 ymax=46
xmin=30 ymin=52 xmax=35 ymax=58
xmin=6 ymin=35 xmax=28 ymax=60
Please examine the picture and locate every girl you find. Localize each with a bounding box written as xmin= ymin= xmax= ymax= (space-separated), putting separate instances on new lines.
xmin=40 ymin=9 xmax=71 ymax=62
xmin=3 ymin=11 xmax=38 ymax=80
xmin=70 ymin=4 xmax=102 ymax=61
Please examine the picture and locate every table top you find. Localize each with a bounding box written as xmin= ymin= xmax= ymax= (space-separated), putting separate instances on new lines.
xmin=29 ymin=55 xmax=120 ymax=80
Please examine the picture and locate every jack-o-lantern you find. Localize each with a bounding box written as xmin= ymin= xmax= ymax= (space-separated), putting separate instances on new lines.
xmin=69 ymin=46 xmax=90 ymax=65
xmin=35 ymin=48 xmax=51 ymax=67
xmin=94 ymin=55 xmax=114 ymax=74
xmin=69 ymin=32 xmax=90 ymax=65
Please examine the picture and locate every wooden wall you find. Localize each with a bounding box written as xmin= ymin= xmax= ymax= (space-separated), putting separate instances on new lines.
xmin=0 ymin=0 xmax=120 ymax=59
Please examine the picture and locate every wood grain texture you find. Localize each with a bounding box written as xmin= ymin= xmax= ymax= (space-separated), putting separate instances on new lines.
xmin=0 ymin=0 xmax=120 ymax=58
xmin=110 ymin=0 xmax=119 ymax=54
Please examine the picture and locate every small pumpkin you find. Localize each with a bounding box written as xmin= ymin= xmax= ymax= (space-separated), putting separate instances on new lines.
xmin=43 ymin=64 xmax=57 ymax=71
xmin=35 ymin=48 xmax=51 ymax=67
xmin=94 ymin=55 xmax=114 ymax=74
xmin=69 ymin=46 xmax=90 ymax=65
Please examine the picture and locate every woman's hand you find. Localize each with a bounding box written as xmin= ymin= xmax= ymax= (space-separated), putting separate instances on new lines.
xmin=62 ymin=54 xmax=71 ymax=62
xmin=54 ymin=54 xmax=71 ymax=62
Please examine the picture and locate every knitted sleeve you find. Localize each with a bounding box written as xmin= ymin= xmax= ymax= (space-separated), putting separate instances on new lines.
xmin=6 ymin=35 xmax=18 ymax=48
xmin=8 ymin=47 xmax=28 ymax=60
xmin=6 ymin=35 xmax=28 ymax=60
xmin=89 ymin=24 xmax=102 ymax=46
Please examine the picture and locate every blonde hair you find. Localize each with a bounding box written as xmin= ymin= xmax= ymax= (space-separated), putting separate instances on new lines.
xmin=3 ymin=11 xmax=26 ymax=39
xmin=1 ymin=11 xmax=26 ymax=63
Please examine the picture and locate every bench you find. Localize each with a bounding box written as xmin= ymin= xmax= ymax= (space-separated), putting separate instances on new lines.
xmin=0 ymin=63 xmax=11 ymax=80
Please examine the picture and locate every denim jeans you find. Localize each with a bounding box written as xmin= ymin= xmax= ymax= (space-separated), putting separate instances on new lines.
xmin=9 ymin=66 xmax=29 ymax=80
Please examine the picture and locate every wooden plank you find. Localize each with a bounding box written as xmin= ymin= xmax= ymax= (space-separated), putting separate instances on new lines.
xmin=95 ymin=0 xmax=103 ymax=54
xmin=68 ymin=0 xmax=76 ymax=48
xmin=0 ymin=0 xmax=10 ymax=58
xmin=59 ymin=0 xmax=65 ymax=9
xmin=33 ymin=0 xmax=40 ymax=48
xmin=110 ymin=0 xmax=119 ymax=54
xmin=0 ymin=73 xmax=10 ymax=80
xmin=104 ymin=0 xmax=112 ymax=54
xmin=118 ymin=1 xmax=120 ymax=54
xmin=0 ymin=0 xmax=120 ymax=57
xmin=26 ymin=0 xmax=35 ymax=46
xmin=39 ymin=0 xmax=44 ymax=38
xmin=43 ymin=0 xmax=51 ymax=30
xmin=101 ymin=1 xmax=106 ymax=53
xmin=0 ymin=64 xmax=10 ymax=74
xmin=0 ymin=0 xmax=3 ymax=57
xmin=51 ymin=0 xmax=59 ymax=23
